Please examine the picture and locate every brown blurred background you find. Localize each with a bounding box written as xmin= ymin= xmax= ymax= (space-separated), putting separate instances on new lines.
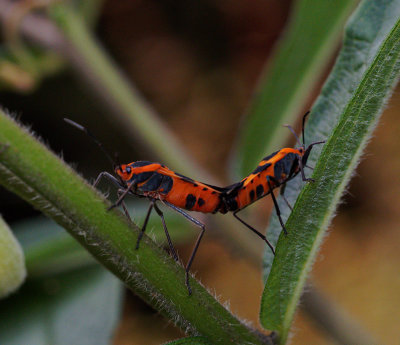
xmin=0 ymin=1 xmax=399 ymax=344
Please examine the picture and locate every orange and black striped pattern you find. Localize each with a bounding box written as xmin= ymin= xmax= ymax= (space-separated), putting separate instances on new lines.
xmin=116 ymin=161 xmax=226 ymax=214
xmin=223 ymin=147 xmax=310 ymax=212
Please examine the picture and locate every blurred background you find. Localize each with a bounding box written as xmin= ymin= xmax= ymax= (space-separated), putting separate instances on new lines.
xmin=0 ymin=1 xmax=399 ymax=344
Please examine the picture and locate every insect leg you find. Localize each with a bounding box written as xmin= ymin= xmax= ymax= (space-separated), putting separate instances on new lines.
xmin=267 ymin=176 xmax=288 ymax=236
xmin=298 ymin=156 xmax=314 ymax=183
xmin=233 ymin=211 xmax=275 ymax=255
xmin=184 ymin=224 xmax=205 ymax=296
xmin=279 ymin=182 xmax=293 ymax=211
xmin=153 ymin=202 xmax=179 ymax=262
xmin=109 ymin=181 xmax=137 ymax=211
xmin=93 ymin=172 xmax=137 ymax=215
xmin=163 ymin=201 xmax=206 ymax=295
xmin=116 ymin=189 xmax=134 ymax=222
xmin=135 ymin=201 xmax=154 ymax=250
xmin=93 ymin=171 xmax=124 ymax=189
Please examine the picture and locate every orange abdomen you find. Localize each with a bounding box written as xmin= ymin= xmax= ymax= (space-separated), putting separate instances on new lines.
xmin=225 ymin=148 xmax=302 ymax=211
xmin=164 ymin=178 xmax=222 ymax=213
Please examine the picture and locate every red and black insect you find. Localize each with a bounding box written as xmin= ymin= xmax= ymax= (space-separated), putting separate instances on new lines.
xmin=65 ymin=112 xmax=324 ymax=294
xmin=221 ymin=112 xmax=325 ymax=253
xmin=64 ymin=119 xmax=227 ymax=295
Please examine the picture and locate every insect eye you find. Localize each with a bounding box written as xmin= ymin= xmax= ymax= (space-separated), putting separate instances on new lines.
xmin=126 ymin=166 xmax=131 ymax=174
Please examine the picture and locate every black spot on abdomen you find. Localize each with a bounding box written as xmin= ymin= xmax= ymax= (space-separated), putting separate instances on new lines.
xmin=198 ymin=198 xmax=205 ymax=207
xmin=256 ymin=184 xmax=264 ymax=198
xmin=249 ymin=190 xmax=255 ymax=201
xmin=185 ymin=194 xmax=197 ymax=210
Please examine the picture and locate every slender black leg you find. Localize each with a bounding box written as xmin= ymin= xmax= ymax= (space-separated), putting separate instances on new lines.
xmin=114 ymin=191 xmax=155 ymax=253
xmin=298 ymin=157 xmax=314 ymax=182
xmin=135 ymin=201 xmax=154 ymax=250
xmin=153 ymin=202 xmax=179 ymax=262
xmin=267 ymin=176 xmax=288 ymax=236
xmin=93 ymin=171 xmax=124 ymax=189
xmin=116 ymin=189 xmax=134 ymax=222
xmin=93 ymin=172 xmax=136 ymax=211
xmin=184 ymin=224 xmax=205 ymax=296
xmin=92 ymin=172 xmax=158 ymax=255
xmin=233 ymin=211 xmax=275 ymax=255
xmin=93 ymin=172 xmax=137 ymax=215
xmin=279 ymin=182 xmax=293 ymax=212
xmin=163 ymin=201 xmax=206 ymax=295
xmin=108 ymin=181 xmax=137 ymax=211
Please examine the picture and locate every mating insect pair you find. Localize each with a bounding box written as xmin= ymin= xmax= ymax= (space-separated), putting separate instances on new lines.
xmin=65 ymin=112 xmax=324 ymax=295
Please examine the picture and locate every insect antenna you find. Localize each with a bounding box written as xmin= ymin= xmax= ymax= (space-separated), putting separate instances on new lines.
xmin=283 ymin=111 xmax=315 ymax=149
xmin=283 ymin=124 xmax=302 ymax=147
xmin=64 ymin=118 xmax=117 ymax=168
xmin=301 ymin=111 xmax=326 ymax=150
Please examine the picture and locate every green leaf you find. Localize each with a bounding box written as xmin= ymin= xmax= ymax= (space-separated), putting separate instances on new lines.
xmin=0 ymin=112 xmax=268 ymax=345
xmin=260 ymin=0 xmax=400 ymax=342
xmin=262 ymin=0 xmax=400 ymax=283
xmin=234 ymin=0 xmax=357 ymax=178
xmin=0 ymin=215 xmax=26 ymax=298
xmin=14 ymin=217 xmax=95 ymax=277
xmin=0 ymin=266 xmax=123 ymax=345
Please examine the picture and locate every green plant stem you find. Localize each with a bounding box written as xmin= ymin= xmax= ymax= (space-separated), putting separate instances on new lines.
xmin=165 ymin=336 xmax=214 ymax=345
xmin=0 ymin=111 xmax=270 ymax=345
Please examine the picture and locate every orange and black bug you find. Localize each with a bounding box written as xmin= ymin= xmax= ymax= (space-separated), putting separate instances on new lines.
xmin=222 ymin=112 xmax=325 ymax=253
xmin=65 ymin=112 xmax=323 ymax=293
xmin=64 ymin=119 xmax=227 ymax=295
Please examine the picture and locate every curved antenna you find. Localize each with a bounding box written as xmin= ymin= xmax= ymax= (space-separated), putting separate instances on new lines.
xmin=307 ymin=140 xmax=326 ymax=149
xmin=283 ymin=110 xmax=311 ymax=148
xmin=64 ymin=118 xmax=116 ymax=168
xmin=283 ymin=124 xmax=302 ymax=147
